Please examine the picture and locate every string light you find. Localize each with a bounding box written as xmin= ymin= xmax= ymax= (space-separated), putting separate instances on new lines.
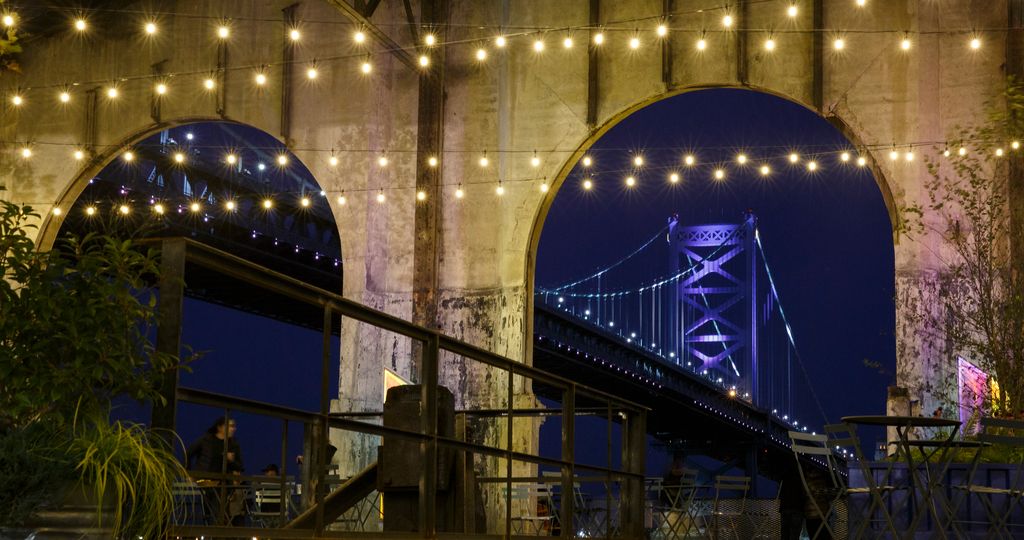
xmin=531 ymin=152 xmax=541 ymax=167
xmin=277 ymin=154 xmax=289 ymax=166
xmin=788 ymin=153 xmax=799 ymax=163
xmin=289 ymin=29 xmax=301 ymax=41
xmin=736 ymin=153 xmax=748 ymax=165
xmin=764 ymin=37 xmax=776 ymax=51
xmin=378 ymin=156 xmax=389 ymax=167
xmin=217 ymin=25 xmax=230 ymax=39
xmin=840 ymin=152 xmax=851 ymax=162
xmin=360 ymin=60 xmax=372 ymax=74
xmin=427 ymin=156 xmax=438 ymax=167
xmin=190 ymin=202 xmax=201 ymax=212
xmin=173 ymin=152 xmax=185 ymax=163
xmin=970 ymin=37 xmax=981 ymax=50
xmin=857 ymin=156 xmax=867 ymax=167
xmin=10 ymin=94 xmax=22 ymax=106
xmin=582 ymin=156 xmax=593 ymax=167
xmin=625 ymin=176 xmax=636 ymax=187
xmin=713 ymin=169 xmax=725 ymax=180
xmin=417 ymin=190 xmax=428 ymax=200
xmin=262 ymin=198 xmax=273 ymax=209
xmin=533 ymin=39 xmax=545 ymax=52
xmin=656 ymin=24 xmax=668 ymax=37
xmin=495 ymin=183 xmax=505 ymax=196
xmin=563 ymin=36 xmax=573 ymax=49
xmin=354 ymin=30 xmax=366 ymax=44
xmin=2 ymin=14 xmax=14 ymax=27
xmin=495 ymin=35 xmax=507 ymax=48
xmin=759 ymin=164 xmax=771 ymax=176
xmin=455 ymin=185 xmax=465 ymax=198
xmin=73 ymin=149 xmax=85 ymax=160
xmin=204 ymin=78 xmax=216 ymax=90
xmin=155 ymin=83 xmax=168 ymax=95
xmin=582 ymin=178 xmax=593 ymax=190
xmin=74 ymin=18 xmax=87 ymax=32
xmin=152 ymin=203 xmax=164 ymax=214
xmin=696 ymin=37 xmax=707 ymax=51
xmin=1013 ymin=141 xmax=1021 ymax=150
xmin=19 ymin=147 xmax=31 ymax=158
xmin=475 ymin=48 xmax=487 ymax=61
xmin=996 ymin=147 xmax=1005 ymax=157
xmin=722 ymin=14 xmax=734 ymax=28
xmin=479 ymin=153 xmax=489 ymax=167
xmin=119 ymin=204 xmax=130 ymax=215
xmin=377 ymin=190 xmax=387 ymax=203
xmin=856 ymin=0 xmax=866 ymax=5
xmin=300 ymin=196 xmax=311 ymax=207
xmin=959 ymin=146 xmax=967 ymax=156
xmin=900 ymin=37 xmax=912 ymax=51
xmin=337 ymin=193 xmax=347 ymax=205
xmin=633 ymin=155 xmax=644 ymax=167
xmin=684 ymin=154 xmax=696 ymax=166
xmin=85 ymin=206 xmax=96 ymax=216
xmin=904 ymin=150 xmax=914 ymax=161
xmin=540 ymin=183 xmax=549 ymax=193
xmin=833 ymin=38 xmax=845 ymax=50
xmin=122 ymin=151 xmax=135 ymax=162
xmin=669 ymin=172 xmax=680 ymax=183
xmin=943 ymin=148 xmax=951 ymax=157
xmin=106 ymin=87 xmax=119 ymax=99
xmin=418 ymin=55 xmax=430 ymax=68
xmin=145 ymin=22 xmax=158 ymax=35
xmin=59 ymin=91 xmax=71 ymax=103
xmin=889 ymin=149 xmax=899 ymax=161
xmin=306 ymin=67 xmax=318 ymax=79
xmin=593 ymin=32 xmax=605 ymax=45
xmin=424 ymin=33 xmax=436 ymax=46
xmin=629 ymin=36 xmax=640 ymax=49
xmin=787 ymin=5 xmax=798 ymax=17
xmin=225 ymin=153 xmax=238 ymax=164
xmin=255 ymin=72 xmax=268 ymax=86
xmin=225 ymin=200 xmax=237 ymax=211
xmin=807 ymin=160 xmax=818 ymax=171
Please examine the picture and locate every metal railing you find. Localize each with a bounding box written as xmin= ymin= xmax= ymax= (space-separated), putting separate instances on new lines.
xmin=146 ymin=237 xmax=647 ymax=539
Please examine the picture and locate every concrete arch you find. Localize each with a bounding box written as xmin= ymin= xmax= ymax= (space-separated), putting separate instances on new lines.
xmin=523 ymin=83 xmax=897 ymax=364
xmin=36 ymin=116 xmax=346 ymax=261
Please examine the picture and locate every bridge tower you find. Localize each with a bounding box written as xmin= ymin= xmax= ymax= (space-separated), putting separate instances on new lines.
xmin=668 ymin=213 xmax=759 ymax=404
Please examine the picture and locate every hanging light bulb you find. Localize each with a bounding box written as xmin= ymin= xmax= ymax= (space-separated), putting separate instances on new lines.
xmin=225 ymin=153 xmax=238 ymax=165
xmin=889 ymin=149 xmax=899 ymax=161
xmin=277 ymin=154 xmax=289 ymax=166
xmin=424 ymin=33 xmax=436 ymax=46
xmin=2 ymin=14 xmax=14 ymax=27
xmin=593 ymin=32 xmax=605 ymax=45
xmin=354 ymin=30 xmax=366 ymax=44
xmin=74 ymin=18 xmax=87 ymax=32
xmin=764 ymin=37 xmax=776 ymax=51
xmin=255 ymin=72 xmax=268 ymax=85
xmin=531 ymin=152 xmax=541 ymax=167
xmin=376 ymin=190 xmax=386 ymax=203
xmin=539 ymin=183 xmax=549 ymax=193
xmin=479 ymin=153 xmax=489 ymax=167
xmin=306 ymin=67 xmax=319 ymax=79
xmin=152 ymin=203 xmax=164 ymax=215
xmin=475 ymin=48 xmax=488 ymax=61
xmin=19 ymin=147 xmax=32 ymax=158
xmin=300 ymin=196 xmax=311 ymax=207
xmin=629 ymin=35 xmax=640 ymax=49
xmin=106 ymin=87 xmax=119 ymax=99
xmin=225 ymin=200 xmax=237 ymax=211
xmin=217 ymin=25 xmax=230 ymax=39
xmin=416 ymin=190 xmax=428 ymax=201
xmin=173 ymin=152 xmax=186 ymax=163
xmin=563 ymin=36 xmax=573 ymax=48
xmin=759 ymin=165 xmax=771 ymax=176
xmin=833 ymin=38 xmax=845 ymax=50
xmin=155 ymin=83 xmax=168 ymax=95
xmin=533 ymin=39 xmax=545 ymax=52
xmin=377 ymin=156 xmax=389 ymax=167
xmin=970 ymin=36 xmax=981 ymax=50
xmin=856 ymin=156 xmax=867 ymax=167
xmin=582 ymin=178 xmax=593 ymax=190
xmin=633 ymin=155 xmax=644 ymax=167
xmin=190 ymin=202 xmax=201 ymax=213
xmin=943 ymin=148 xmax=952 ymax=157
xmin=495 ymin=35 xmax=507 ymax=48
xmin=696 ymin=36 xmax=707 ymax=51
xmin=1013 ymin=141 xmax=1021 ymax=150
xmin=904 ymin=150 xmax=915 ymax=161
xmin=418 ymin=54 xmax=430 ymax=68
xmin=122 ymin=151 xmax=135 ymax=162
xmin=722 ymin=14 xmax=734 ymax=28
xmin=495 ymin=183 xmax=505 ymax=196
xmin=204 ymin=78 xmax=216 ymax=90
xmin=788 ymin=152 xmax=799 ymax=163
xmin=262 ymin=198 xmax=273 ymax=209
xmin=289 ymin=28 xmax=301 ymax=41
xmin=669 ymin=172 xmax=680 ymax=183
xmin=713 ymin=169 xmax=725 ymax=180
xmin=901 ymin=36 xmax=912 ymax=51
xmin=361 ymin=60 xmax=372 ymax=74
xmin=59 ymin=91 xmax=71 ymax=103
xmin=427 ymin=156 xmax=438 ymax=167
xmin=326 ymin=155 xmax=337 ymax=166
xmin=736 ymin=153 xmax=748 ymax=165
xmin=455 ymin=185 xmax=465 ymax=199
xmin=73 ymin=149 xmax=85 ymax=160
xmin=840 ymin=152 xmax=851 ymax=162
xmin=959 ymin=146 xmax=968 ymax=156
xmin=337 ymin=193 xmax=347 ymax=205
xmin=625 ymin=176 xmax=636 ymax=187
xmin=119 ymin=204 xmax=131 ymax=215
xmin=856 ymin=0 xmax=866 ymax=5
xmin=10 ymin=94 xmax=22 ymax=106
xmin=684 ymin=154 xmax=696 ymax=166
xmin=582 ymin=156 xmax=593 ymax=167
xmin=85 ymin=206 xmax=97 ymax=216
xmin=787 ymin=5 xmax=798 ymax=17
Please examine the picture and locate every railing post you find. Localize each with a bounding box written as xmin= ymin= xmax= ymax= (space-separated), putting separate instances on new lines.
xmin=621 ymin=408 xmax=646 ymax=540
xmin=152 ymin=238 xmax=186 ymax=435
xmin=314 ymin=305 xmax=334 ymax=534
xmin=561 ymin=385 xmax=576 ymax=538
xmin=419 ymin=333 xmax=440 ymax=537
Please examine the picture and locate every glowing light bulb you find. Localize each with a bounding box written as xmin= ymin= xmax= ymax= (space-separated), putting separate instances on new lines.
xmin=424 ymin=33 xmax=436 ymax=46
xmin=204 ymin=78 xmax=216 ymax=90
xmin=354 ymin=31 xmax=366 ymax=44
xmin=533 ymin=39 xmax=545 ymax=52
xmin=255 ymin=73 xmax=267 ymax=85
xmin=19 ymin=147 xmax=31 ymax=158
xmin=418 ymin=55 xmax=430 ymax=68
xmin=222 ymin=153 xmax=236 ymax=165
xmin=417 ymin=190 xmax=428 ymax=201
xmin=789 ymin=153 xmax=799 ymax=163
xmin=669 ymin=172 xmax=680 ymax=183
xmin=119 ymin=204 xmax=130 ymax=215
xmin=970 ymin=37 xmax=981 ymax=50
xmin=943 ymin=148 xmax=951 ymax=157
xmin=856 ymin=156 xmax=867 ymax=167
xmin=629 ymin=36 xmax=640 ymax=49
xmin=74 ymin=18 xmax=87 ymax=31
xmin=2 ymin=14 xmax=14 ymax=27
xmin=190 ymin=202 xmax=201 ymax=212
xmin=337 ymin=194 xmax=347 ymax=205
xmin=764 ymin=38 xmax=776 ymax=51
xmin=856 ymin=0 xmax=866 ymax=5
xmin=905 ymin=151 xmax=915 ymax=161
xmin=696 ymin=38 xmax=707 ymax=51
xmin=329 ymin=156 xmax=340 ymax=166
xmin=258 ymin=163 xmax=266 ymax=171
xmin=582 ymin=179 xmax=593 ymax=190
xmin=540 ymin=183 xmax=549 ymax=193
xmin=759 ymin=165 xmax=771 ymax=176
xmin=153 ymin=203 xmax=164 ymax=215
xmin=173 ymin=152 xmax=185 ymax=163
xmin=478 ymin=155 xmax=489 ymax=167
xmin=106 ymin=87 xmax=119 ymax=99
xmin=306 ymin=67 xmax=318 ymax=79
xmin=787 ymin=5 xmax=798 ymax=17
xmin=1014 ymin=141 xmax=1021 ymax=150
xmin=74 ymin=150 xmax=85 ymax=160
xmin=495 ymin=35 xmax=507 ymax=48
xmin=155 ymin=83 xmax=168 ymax=95
xmin=840 ymin=152 xmax=851 ymax=162
xmin=633 ymin=155 xmax=644 ymax=167
xmin=300 ymin=197 xmax=311 ymax=207
xmin=225 ymin=200 xmax=236 ymax=211
xmin=807 ymin=161 xmax=818 ymax=171
xmin=684 ymin=154 xmax=696 ymax=166
xmin=378 ymin=156 xmax=389 ymax=167
xmin=475 ymin=48 xmax=487 ymax=61
xmin=217 ymin=25 xmax=230 ymax=39
xmin=277 ymin=154 xmax=289 ymax=166
xmin=145 ymin=22 xmax=157 ymax=35
xmin=59 ymin=91 xmax=71 ymax=103
xmin=85 ymin=206 xmax=96 ymax=216
xmin=455 ymin=186 xmax=465 ymax=198
xmin=563 ymin=36 xmax=573 ymax=48
xmin=582 ymin=156 xmax=593 ymax=167
xmin=427 ymin=156 xmax=438 ymax=167
xmin=722 ymin=14 xmax=733 ymax=28
xmin=496 ymin=184 xmax=505 ymax=196
xmin=889 ymin=149 xmax=899 ymax=161
xmin=625 ymin=176 xmax=636 ymax=187
xmin=901 ymin=38 xmax=911 ymax=51
xmin=122 ymin=151 xmax=135 ymax=162
xmin=531 ymin=154 xmax=541 ymax=167
xmin=593 ymin=32 xmax=605 ymax=45
xmin=289 ymin=29 xmax=301 ymax=41
xmin=736 ymin=153 xmax=748 ymax=165
xmin=833 ymin=38 xmax=845 ymax=50
xmin=361 ymin=61 xmax=372 ymax=74
xmin=657 ymin=24 xmax=668 ymax=37
xmin=714 ymin=169 xmax=725 ymax=180
xmin=959 ymin=146 xmax=968 ymax=156
xmin=262 ymin=199 xmax=273 ymax=209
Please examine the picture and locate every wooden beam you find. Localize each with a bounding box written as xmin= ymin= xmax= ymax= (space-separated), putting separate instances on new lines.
xmin=326 ymin=0 xmax=417 ymax=70
xmin=587 ymin=0 xmax=600 ymax=127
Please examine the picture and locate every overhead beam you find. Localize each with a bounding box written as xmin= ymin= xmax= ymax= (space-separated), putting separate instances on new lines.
xmin=812 ymin=0 xmax=824 ymax=110
xmin=326 ymin=0 xmax=418 ymax=70
xmin=587 ymin=0 xmax=600 ymax=127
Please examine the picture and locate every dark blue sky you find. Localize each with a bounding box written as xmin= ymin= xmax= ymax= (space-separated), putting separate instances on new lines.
xmin=536 ymin=88 xmax=896 ymax=439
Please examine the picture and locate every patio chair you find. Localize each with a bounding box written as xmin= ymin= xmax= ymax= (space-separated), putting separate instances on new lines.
xmin=251 ymin=481 xmax=293 ymax=527
xmin=788 ymin=431 xmax=850 ymax=539
xmin=505 ymin=484 xmax=556 ymax=535
xmin=653 ymin=468 xmax=701 ymax=539
xmin=709 ymin=475 xmax=750 ymax=540
xmin=953 ymin=417 xmax=1024 ymax=538
xmin=824 ymin=423 xmax=902 ymax=538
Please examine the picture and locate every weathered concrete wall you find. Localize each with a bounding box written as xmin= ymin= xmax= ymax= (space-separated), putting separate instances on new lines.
xmin=0 ymin=0 xmax=1011 ymax=483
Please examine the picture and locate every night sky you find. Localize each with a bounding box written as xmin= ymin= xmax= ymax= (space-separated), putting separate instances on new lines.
xmin=109 ymin=88 xmax=895 ymax=478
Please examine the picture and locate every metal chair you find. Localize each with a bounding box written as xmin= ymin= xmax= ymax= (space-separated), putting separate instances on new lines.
xmin=953 ymin=417 xmax=1024 ymax=538
xmin=505 ymin=484 xmax=556 ymax=535
xmin=709 ymin=475 xmax=749 ymax=540
xmin=825 ymin=423 xmax=903 ymax=539
xmin=250 ymin=481 xmax=291 ymax=527
xmin=788 ymin=431 xmax=850 ymax=539
xmin=653 ymin=468 xmax=702 ymax=539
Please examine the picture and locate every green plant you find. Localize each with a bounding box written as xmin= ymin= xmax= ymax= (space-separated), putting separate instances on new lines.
xmin=0 ymin=422 xmax=73 ymax=526
xmin=70 ymin=416 xmax=187 ymax=539
xmin=0 ymin=0 xmax=21 ymax=73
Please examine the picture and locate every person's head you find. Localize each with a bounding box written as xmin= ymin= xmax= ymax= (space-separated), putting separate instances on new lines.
xmin=207 ymin=417 xmax=237 ymax=438
xmin=262 ymin=464 xmax=279 ymax=476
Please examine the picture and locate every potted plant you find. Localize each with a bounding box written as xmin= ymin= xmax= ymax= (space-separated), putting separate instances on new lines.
xmin=0 ymin=201 xmax=188 ymax=538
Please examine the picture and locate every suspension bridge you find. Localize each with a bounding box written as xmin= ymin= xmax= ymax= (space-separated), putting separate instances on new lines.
xmin=534 ymin=212 xmax=831 ymax=484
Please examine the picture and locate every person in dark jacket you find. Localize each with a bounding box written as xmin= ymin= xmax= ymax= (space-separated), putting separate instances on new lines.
xmin=187 ymin=417 xmax=244 ymax=525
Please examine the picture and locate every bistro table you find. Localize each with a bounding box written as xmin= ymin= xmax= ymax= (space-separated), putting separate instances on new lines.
xmin=842 ymin=416 xmax=962 ymax=539
xmin=902 ymin=439 xmax=990 ymax=537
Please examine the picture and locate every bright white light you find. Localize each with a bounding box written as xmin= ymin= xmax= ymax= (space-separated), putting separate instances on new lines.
xmin=10 ymin=94 xmax=22 ymax=106
xmin=19 ymin=147 xmax=31 ymax=158
xmin=722 ymin=14 xmax=734 ymax=28
xmin=533 ymin=39 xmax=545 ymax=52
xmin=736 ymin=153 xmax=748 ymax=165
xmin=807 ymin=161 xmax=818 ymax=171
xmin=74 ymin=18 xmax=87 ymax=31
xmin=563 ymin=36 xmax=573 ymax=49
xmin=119 ymin=204 xmax=130 ymax=215
xmin=106 ymin=87 xmax=119 ymax=99
xmin=633 ymin=155 xmax=644 ymax=167
xmin=225 ymin=200 xmax=236 ymax=211
xmin=495 ymin=184 xmax=505 ymax=196
xmin=145 ymin=22 xmax=157 ymax=35
xmin=475 ymin=48 xmax=487 ymax=61
xmin=540 ymin=183 xmax=549 ymax=193
xmin=789 ymin=153 xmax=799 ymax=163
xmin=764 ymin=38 xmax=776 ymax=51
xmin=354 ymin=31 xmax=366 ymax=44
xmin=629 ymin=36 xmax=640 ymax=49
xmin=417 ymin=190 xmax=428 ymax=200
xmin=424 ymin=33 xmax=436 ymax=46
xmin=204 ymin=78 xmax=216 ymax=90
xmin=455 ymin=186 xmax=465 ymax=198
xmin=277 ymin=154 xmax=289 ymax=166
xmin=970 ymin=37 xmax=981 ymax=50
xmin=2 ymin=14 xmax=14 ymax=27
xmin=833 ymin=38 xmax=845 ymax=50
xmin=593 ymin=32 xmax=605 ymax=45
xmin=714 ymin=169 xmax=725 ymax=180
xmin=856 ymin=156 xmax=867 ymax=166
xmin=531 ymin=155 xmax=541 ymax=167
xmin=478 ymin=155 xmax=489 ymax=167
xmin=85 ymin=206 xmax=96 ymax=216
xmin=376 ymin=191 xmax=386 ymax=203
xmin=361 ymin=61 xmax=372 ymax=74
xmin=759 ymin=165 xmax=771 ymax=176
xmin=257 ymin=163 xmax=266 ymax=171
xmin=959 ymin=146 xmax=968 ymax=156
xmin=59 ymin=92 xmax=71 ymax=103
xmin=889 ymin=149 xmax=899 ymax=161
xmin=582 ymin=156 xmax=593 ymax=167
xmin=669 ymin=172 xmax=680 ymax=183
xmin=582 ymin=179 xmax=593 ymax=190
xmin=173 ymin=152 xmax=185 ymax=163
xmin=255 ymin=72 xmax=267 ymax=85
xmin=378 ymin=156 xmax=389 ymax=167
xmin=904 ymin=151 xmax=914 ymax=161
xmin=155 ymin=83 xmax=168 ymax=95
xmin=901 ymin=38 xmax=911 ymax=51
xmin=337 ymin=194 xmax=347 ymax=205
xmin=306 ymin=67 xmax=318 ymax=79
xmin=74 ymin=150 xmax=85 ymax=160
xmin=190 ymin=202 xmax=201 ymax=212
xmin=300 ymin=197 xmax=311 ymax=207
xmin=856 ymin=0 xmax=866 ymax=5
xmin=427 ymin=156 xmax=438 ymax=167
xmin=330 ymin=156 xmax=340 ymax=166
xmin=840 ymin=152 xmax=851 ymax=162
xmin=1013 ymin=141 xmax=1021 ymax=150
xmin=122 ymin=151 xmax=135 ymax=162
xmin=787 ymin=5 xmax=798 ymax=17
xmin=263 ymin=199 xmax=273 ymax=209
xmin=696 ymin=38 xmax=707 ymax=51
xmin=217 ymin=26 xmax=230 ymax=39
xmin=495 ymin=35 xmax=507 ymax=48
xmin=684 ymin=154 xmax=696 ymax=166
xmin=625 ymin=176 xmax=636 ymax=187
xmin=289 ymin=29 xmax=301 ymax=41
xmin=186 ymin=133 xmax=193 ymax=140
xmin=418 ymin=55 xmax=430 ymax=68
xmin=153 ymin=203 xmax=164 ymax=215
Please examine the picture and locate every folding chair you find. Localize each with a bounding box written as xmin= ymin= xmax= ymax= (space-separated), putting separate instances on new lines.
xmin=505 ymin=484 xmax=555 ymax=535
xmin=953 ymin=417 xmax=1024 ymax=538
xmin=789 ymin=431 xmax=852 ymax=539
xmin=251 ymin=481 xmax=291 ymax=528
xmin=654 ymin=468 xmax=702 ymax=539
xmin=710 ymin=475 xmax=749 ymax=540
xmin=825 ymin=423 xmax=907 ymax=538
